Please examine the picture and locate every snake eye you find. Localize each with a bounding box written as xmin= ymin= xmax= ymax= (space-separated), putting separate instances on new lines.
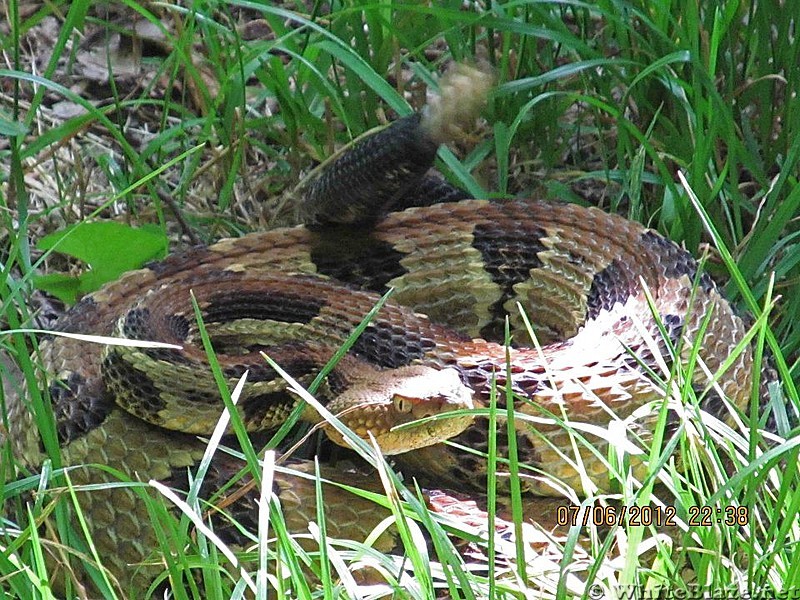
xmin=392 ymin=395 xmax=414 ymax=414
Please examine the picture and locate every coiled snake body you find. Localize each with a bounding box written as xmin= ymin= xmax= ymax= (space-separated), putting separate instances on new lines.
xmin=5 ymin=69 xmax=778 ymax=593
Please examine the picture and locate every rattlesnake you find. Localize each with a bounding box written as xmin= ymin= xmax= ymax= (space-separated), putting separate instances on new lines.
xmin=4 ymin=65 xmax=782 ymax=595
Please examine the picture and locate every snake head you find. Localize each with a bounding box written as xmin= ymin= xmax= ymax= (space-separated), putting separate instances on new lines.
xmin=324 ymin=366 xmax=474 ymax=455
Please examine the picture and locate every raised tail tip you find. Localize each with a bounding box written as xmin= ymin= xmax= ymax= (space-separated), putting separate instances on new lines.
xmin=421 ymin=62 xmax=495 ymax=145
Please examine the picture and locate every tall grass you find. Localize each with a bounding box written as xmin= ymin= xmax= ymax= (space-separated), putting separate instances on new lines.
xmin=2 ymin=0 xmax=799 ymax=598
